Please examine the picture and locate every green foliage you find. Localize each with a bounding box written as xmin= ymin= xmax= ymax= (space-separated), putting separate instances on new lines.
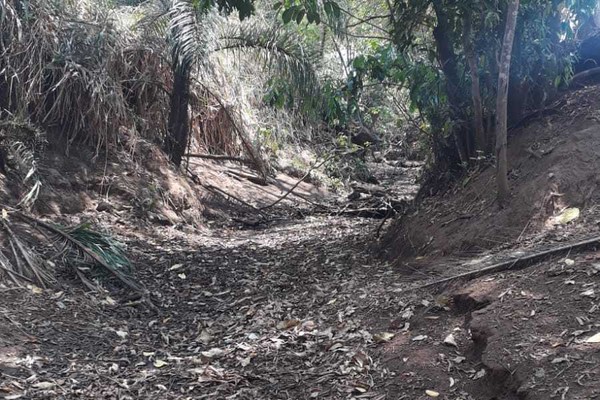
xmin=386 ymin=0 xmax=599 ymax=168
xmin=321 ymin=80 xmax=347 ymax=125
xmin=194 ymin=0 xmax=256 ymax=19
xmin=274 ymin=0 xmax=340 ymax=25
xmin=216 ymin=19 xmax=321 ymax=112
xmin=67 ymin=223 xmax=133 ymax=275
xmin=257 ymin=127 xmax=280 ymax=157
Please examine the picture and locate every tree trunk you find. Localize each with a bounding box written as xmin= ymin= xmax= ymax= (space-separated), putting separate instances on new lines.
xmin=495 ymin=0 xmax=520 ymax=206
xmin=507 ymin=79 xmax=529 ymax=126
xmin=165 ymin=64 xmax=191 ymax=167
xmin=431 ymin=0 xmax=470 ymax=164
xmin=463 ymin=15 xmax=486 ymax=155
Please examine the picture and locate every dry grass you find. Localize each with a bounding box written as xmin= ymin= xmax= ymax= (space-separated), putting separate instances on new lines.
xmin=0 ymin=0 xmax=172 ymax=154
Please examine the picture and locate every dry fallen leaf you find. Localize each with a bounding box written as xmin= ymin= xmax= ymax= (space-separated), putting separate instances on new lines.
xmin=581 ymin=289 xmax=595 ymax=298
xmin=201 ymin=348 xmax=225 ymax=361
xmin=198 ymin=330 xmax=213 ymax=345
xmin=301 ymin=320 xmax=317 ymax=331
xmin=451 ymin=355 xmax=466 ymax=364
xmin=32 ymin=382 xmax=55 ymax=390
xmin=557 ymin=208 xmax=580 ymax=224
xmin=585 ymin=332 xmax=600 ymax=343
xmin=276 ymin=319 xmax=301 ymax=330
xmin=115 ymin=330 xmax=128 ymax=339
xmin=4 ymin=394 xmax=24 ymax=400
xmin=29 ymin=285 xmax=43 ymax=294
xmin=473 ymin=369 xmax=486 ymax=380
xmin=238 ymin=356 xmax=252 ymax=367
xmin=412 ymin=335 xmax=428 ymax=342
xmin=373 ymin=332 xmax=395 ymax=343
xmin=425 ymin=389 xmax=440 ymax=397
xmin=153 ymin=360 xmax=168 ymax=368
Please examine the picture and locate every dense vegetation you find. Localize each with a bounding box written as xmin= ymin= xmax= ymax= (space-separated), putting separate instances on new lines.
xmin=1 ymin=0 xmax=599 ymax=202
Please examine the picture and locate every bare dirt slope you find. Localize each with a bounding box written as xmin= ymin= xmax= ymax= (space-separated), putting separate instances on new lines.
xmin=383 ymin=85 xmax=600 ymax=261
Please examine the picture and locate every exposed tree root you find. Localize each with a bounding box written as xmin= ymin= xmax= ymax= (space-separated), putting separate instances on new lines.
xmin=415 ymin=235 xmax=600 ymax=290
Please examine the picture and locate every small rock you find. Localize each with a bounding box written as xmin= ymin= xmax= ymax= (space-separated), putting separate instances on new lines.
xmin=443 ymin=333 xmax=458 ymax=347
xmin=96 ymin=201 xmax=113 ymax=212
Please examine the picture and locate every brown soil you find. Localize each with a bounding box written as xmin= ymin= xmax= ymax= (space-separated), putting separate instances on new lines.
xmin=3 ymin=91 xmax=600 ymax=400
xmin=371 ymin=249 xmax=600 ymax=400
xmin=3 ymin=210 xmax=600 ymax=399
xmin=383 ymin=85 xmax=600 ymax=260
xmin=6 ymin=139 xmax=328 ymax=228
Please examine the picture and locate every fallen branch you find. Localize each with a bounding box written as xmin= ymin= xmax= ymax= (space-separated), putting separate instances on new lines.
xmin=570 ymin=67 xmax=600 ymax=87
xmin=203 ymin=184 xmax=266 ymax=215
xmin=415 ymin=235 xmax=600 ymax=290
xmin=185 ymin=153 xmax=252 ymax=164
xmin=259 ymin=155 xmax=332 ymax=211
xmin=226 ymin=169 xmax=269 ymax=186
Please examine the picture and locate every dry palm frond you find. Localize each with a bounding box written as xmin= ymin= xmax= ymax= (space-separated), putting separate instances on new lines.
xmin=1 ymin=0 xmax=170 ymax=155
xmin=0 ymin=118 xmax=45 ymax=209
xmin=0 ymin=217 xmax=56 ymax=288
xmin=0 ymin=209 xmax=141 ymax=293
xmin=10 ymin=141 xmax=43 ymax=209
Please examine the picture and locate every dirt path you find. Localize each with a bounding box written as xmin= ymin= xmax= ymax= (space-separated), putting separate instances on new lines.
xmin=1 ymin=213 xmax=600 ymax=400
xmin=0 ymin=216 xmax=408 ymax=399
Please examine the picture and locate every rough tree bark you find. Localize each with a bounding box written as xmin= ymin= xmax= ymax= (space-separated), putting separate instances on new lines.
xmin=165 ymin=64 xmax=191 ymax=167
xmin=495 ymin=0 xmax=520 ymax=206
xmin=431 ymin=0 xmax=470 ymax=165
xmin=463 ymin=14 xmax=486 ymax=154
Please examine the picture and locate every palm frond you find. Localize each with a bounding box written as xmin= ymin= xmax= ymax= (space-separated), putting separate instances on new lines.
xmin=169 ymin=0 xmax=201 ymax=69
xmin=215 ymin=19 xmax=321 ymax=108
xmin=0 ymin=217 xmax=56 ymax=288
xmin=10 ymin=141 xmax=42 ymax=209
xmin=66 ymin=223 xmax=133 ymax=275
xmin=0 ymin=210 xmax=141 ymax=293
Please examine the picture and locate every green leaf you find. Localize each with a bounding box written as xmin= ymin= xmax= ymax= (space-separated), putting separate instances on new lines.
xmin=282 ymin=6 xmax=296 ymax=23
xmin=331 ymin=2 xmax=341 ymax=18
xmin=352 ymin=56 xmax=366 ymax=70
xmin=273 ymin=1 xmax=282 ymax=10
xmin=313 ymin=12 xmax=320 ymax=24
xmin=296 ymin=9 xmax=305 ymax=24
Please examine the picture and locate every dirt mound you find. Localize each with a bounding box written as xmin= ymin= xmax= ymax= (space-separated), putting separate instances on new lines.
xmin=0 ymin=136 xmax=328 ymax=230
xmin=375 ymin=250 xmax=600 ymax=400
xmin=383 ymin=85 xmax=600 ymax=260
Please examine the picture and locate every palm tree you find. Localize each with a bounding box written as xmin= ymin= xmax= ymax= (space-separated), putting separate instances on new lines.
xmin=140 ymin=0 xmax=320 ymax=167
xmin=157 ymin=0 xmax=255 ymax=166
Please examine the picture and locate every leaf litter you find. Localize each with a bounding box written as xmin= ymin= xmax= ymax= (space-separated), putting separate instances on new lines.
xmin=0 ymin=216 xmax=406 ymax=399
